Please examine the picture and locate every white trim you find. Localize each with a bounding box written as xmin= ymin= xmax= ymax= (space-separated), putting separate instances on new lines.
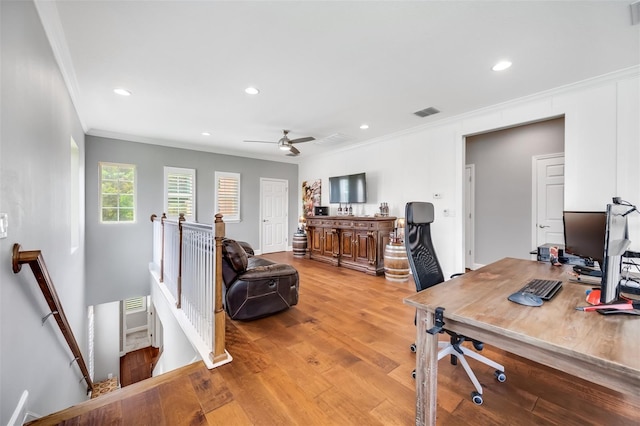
xmin=34 ymin=0 xmax=88 ymax=132
xmin=465 ymin=164 xmax=475 ymax=270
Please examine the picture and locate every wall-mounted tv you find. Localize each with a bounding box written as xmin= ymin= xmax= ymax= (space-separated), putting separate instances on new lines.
xmin=329 ymin=172 xmax=367 ymax=204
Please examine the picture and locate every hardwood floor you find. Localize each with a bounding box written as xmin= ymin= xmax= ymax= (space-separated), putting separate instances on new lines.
xmin=120 ymin=346 xmax=160 ymax=387
xmin=32 ymin=252 xmax=640 ymax=425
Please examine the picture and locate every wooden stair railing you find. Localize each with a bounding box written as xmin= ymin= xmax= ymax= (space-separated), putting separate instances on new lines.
xmin=150 ymin=213 xmax=228 ymax=366
xmin=12 ymin=244 xmax=94 ymax=393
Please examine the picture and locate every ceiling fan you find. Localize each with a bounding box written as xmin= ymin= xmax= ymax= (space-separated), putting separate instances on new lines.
xmin=244 ymin=130 xmax=315 ymax=156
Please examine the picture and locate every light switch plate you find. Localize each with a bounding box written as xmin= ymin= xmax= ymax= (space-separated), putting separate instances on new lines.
xmin=0 ymin=213 xmax=8 ymax=238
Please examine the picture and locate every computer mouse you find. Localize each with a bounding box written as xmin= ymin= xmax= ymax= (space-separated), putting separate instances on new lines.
xmin=508 ymin=291 xmax=543 ymax=307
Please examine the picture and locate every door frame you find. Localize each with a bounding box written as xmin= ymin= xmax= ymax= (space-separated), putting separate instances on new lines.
xmin=259 ymin=177 xmax=289 ymax=254
xmin=464 ymin=164 xmax=476 ymax=270
xmin=531 ymin=152 xmax=565 ymax=253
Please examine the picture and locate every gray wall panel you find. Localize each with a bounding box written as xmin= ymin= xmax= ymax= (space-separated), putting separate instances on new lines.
xmin=466 ymin=118 xmax=564 ymax=265
xmin=85 ymin=135 xmax=297 ymax=305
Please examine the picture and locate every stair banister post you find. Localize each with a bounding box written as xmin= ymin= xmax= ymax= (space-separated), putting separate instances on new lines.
xmin=160 ymin=213 xmax=166 ymax=283
xmin=212 ymin=213 xmax=228 ymax=363
xmin=177 ymin=213 xmax=185 ymax=309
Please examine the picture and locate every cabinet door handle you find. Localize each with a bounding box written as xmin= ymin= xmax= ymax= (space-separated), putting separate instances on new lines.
xmin=538 ymin=224 xmax=550 ymax=228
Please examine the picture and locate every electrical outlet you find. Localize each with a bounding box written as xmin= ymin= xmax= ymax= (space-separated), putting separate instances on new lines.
xmin=433 ymin=193 xmax=443 ymax=199
xmin=443 ymin=209 xmax=456 ymax=217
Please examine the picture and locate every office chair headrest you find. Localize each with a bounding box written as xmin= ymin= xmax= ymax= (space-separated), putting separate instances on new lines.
xmin=406 ymin=202 xmax=435 ymax=225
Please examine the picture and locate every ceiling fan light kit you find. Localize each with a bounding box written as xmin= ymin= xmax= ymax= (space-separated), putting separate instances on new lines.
xmin=244 ymin=129 xmax=315 ymax=156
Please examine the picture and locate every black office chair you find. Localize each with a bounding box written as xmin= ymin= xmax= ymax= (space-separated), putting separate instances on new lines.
xmin=405 ymin=201 xmax=506 ymax=405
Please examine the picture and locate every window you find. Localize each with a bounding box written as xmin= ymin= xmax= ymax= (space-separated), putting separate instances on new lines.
xmin=100 ymin=162 xmax=136 ymax=223
xmin=215 ymin=171 xmax=240 ymax=222
xmin=164 ymin=167 xmax=196 ymax=221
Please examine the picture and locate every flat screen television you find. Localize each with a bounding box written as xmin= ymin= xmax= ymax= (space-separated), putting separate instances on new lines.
xmin=562 ymin=211 xmax=607 ymax=265
xmin=329 ymin=172 xmax=367 ymax=204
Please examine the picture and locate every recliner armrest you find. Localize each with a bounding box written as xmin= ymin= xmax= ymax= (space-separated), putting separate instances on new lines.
xmin=239 ymin=264 xmax=298 ymax=280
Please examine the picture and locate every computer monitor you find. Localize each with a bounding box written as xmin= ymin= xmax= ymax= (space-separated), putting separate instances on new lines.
xmin=600 ymin=203 xmax=631 ymax=304
xmin=562 ymin=211 xmax=607 ymax=265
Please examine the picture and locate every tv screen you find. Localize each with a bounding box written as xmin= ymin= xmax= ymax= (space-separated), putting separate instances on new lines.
xmin=329 ymin=172 xmax=366 ymax=203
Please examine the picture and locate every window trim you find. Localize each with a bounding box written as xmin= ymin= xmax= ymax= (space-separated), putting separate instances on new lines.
xmin=99 ymin=162 xmax=137 ymax=224
xmin=215 ymin=171 xmax=241 ymax=222
xmin=164 ymin=166 xmax=196 ymax=221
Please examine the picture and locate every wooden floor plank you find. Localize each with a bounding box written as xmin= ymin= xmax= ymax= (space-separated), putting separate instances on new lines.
xmin=30 ymin=251 xmax=640 ymax=425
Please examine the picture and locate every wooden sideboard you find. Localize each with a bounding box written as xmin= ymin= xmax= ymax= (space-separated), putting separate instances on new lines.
xmin=305 ymin=216 xmax=396 ymax=275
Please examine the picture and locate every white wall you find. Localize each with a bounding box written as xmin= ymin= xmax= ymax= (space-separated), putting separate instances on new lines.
xmin=93 ymin=302 xmax=120 ymax=383
xmin=0 ymin=1 xmax=88 ymax=422
xmin=149 ymin=273 xmax=198 ymax=375
xmin=299 ymin=68 xmax=640 ymax=278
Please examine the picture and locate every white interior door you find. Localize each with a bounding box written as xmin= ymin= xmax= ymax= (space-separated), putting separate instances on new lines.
xmin=533 ymin=154 xmax=565 ymax=249
xmin=260 ymin=178 xmax=288 ymax=253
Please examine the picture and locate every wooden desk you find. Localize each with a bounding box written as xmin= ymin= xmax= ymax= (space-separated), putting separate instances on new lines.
xmin=403 ymin=258 xmax=640 ymax=425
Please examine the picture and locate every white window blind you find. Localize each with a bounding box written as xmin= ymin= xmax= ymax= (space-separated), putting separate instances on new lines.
xmin=164 ymin=167 xmax=196 ymax=221
xmin=215 ymin=171 xmax=240 ymax=222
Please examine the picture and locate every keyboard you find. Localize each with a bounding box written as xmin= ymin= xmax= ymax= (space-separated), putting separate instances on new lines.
xmin=518 ymin=278 xmax=563 ymax=300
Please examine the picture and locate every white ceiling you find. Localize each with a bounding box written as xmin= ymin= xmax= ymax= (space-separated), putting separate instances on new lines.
xmin=38 ymin=1 xmax=639 ymax=162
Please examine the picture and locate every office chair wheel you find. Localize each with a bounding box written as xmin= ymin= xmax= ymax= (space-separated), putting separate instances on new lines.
xmin=410 ymin=343 xmax=417 ymax=353
xmin=473 ymin=341 xmax=484 ymax=351
xmin=494 ymin=370 xmax=507 ymax=383
xmin=471 ymin=391 xmax=483 ymax=405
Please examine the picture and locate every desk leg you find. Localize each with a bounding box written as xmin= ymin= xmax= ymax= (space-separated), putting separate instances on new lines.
xmin=415 ymin=308 xmax=438 ymax=426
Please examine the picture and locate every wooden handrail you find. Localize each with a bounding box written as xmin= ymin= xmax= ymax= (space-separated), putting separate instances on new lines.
xmin=12 ymin=244 xmax=94 ymax=393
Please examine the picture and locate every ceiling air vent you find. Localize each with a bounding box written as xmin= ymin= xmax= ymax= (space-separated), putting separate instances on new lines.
xmin=414 ymin=107 xmax=440 ymax=118
xmin=314 ymin=133 xmax=351 ymax=146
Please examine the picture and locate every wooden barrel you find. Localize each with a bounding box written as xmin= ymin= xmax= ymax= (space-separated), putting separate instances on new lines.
xmin=292 ymin=232 xmax=307 ymax=258
xmin=384 ymin=243 xmax=410 ymax=282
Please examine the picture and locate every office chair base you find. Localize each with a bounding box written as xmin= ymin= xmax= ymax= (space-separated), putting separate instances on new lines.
xmin=437 ymin=342 xmax=506 ymax=404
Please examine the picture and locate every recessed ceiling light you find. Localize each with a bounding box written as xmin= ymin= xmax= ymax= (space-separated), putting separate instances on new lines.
xmin=360 ymin=124 xmax=369 ymax=130
xmin=201 ymin=132 xmax=211 ymax=136
xmin=245 ymin=87 xmax=260 ymax=95
xmin=492 ymin=61 xmax=512 ymax=71
xmin=113 ymin=88 xmax=132 ymax=96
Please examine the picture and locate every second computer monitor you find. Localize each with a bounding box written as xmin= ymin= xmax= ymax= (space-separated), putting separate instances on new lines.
xmin=563 ymin=211 xmax=607 ymax=265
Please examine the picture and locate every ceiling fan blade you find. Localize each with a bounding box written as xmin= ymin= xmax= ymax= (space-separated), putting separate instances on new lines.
xmin=289 ymin=136 xmax=315 ymax=144
xmin=287 ymin=146 xmax=300 ymax=156
xmin=243 ymin=140 xmax=276 ymax=144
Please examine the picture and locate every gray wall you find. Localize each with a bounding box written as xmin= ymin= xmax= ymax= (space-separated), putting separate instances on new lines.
xmin=85 ymin=135 xmax=298 ymax=306
xmin=93 ymin=302 xmax=120 ymax=383
xmin=0 ymin=1 xmax=88 ymax=421
xmin=466 ymin=117 xmax=565 ymax=265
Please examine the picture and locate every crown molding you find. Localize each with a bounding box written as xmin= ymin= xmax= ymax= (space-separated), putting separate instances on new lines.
xmin=34 ymin=0 xmax=88 ymax=132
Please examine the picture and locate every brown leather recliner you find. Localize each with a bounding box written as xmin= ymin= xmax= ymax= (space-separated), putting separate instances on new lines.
xmin=221 ymin=239 xmax=299 ymax=320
